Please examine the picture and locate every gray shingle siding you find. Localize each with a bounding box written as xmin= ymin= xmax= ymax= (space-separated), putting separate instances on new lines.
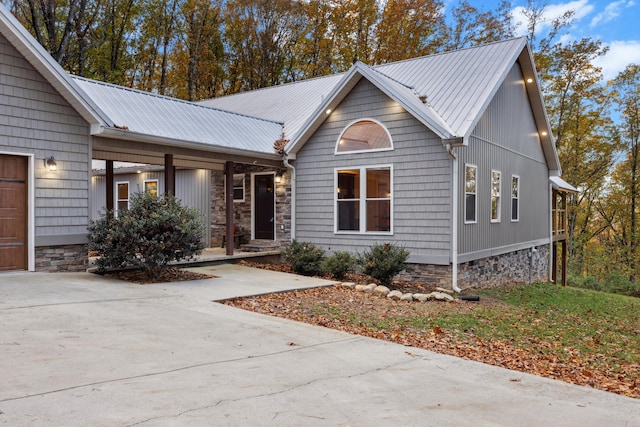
xmin=1 ymin=33 xmax=91 ymax=245
xmin=458 ymin=62 xmax=550 ymax=260
xmin=295 ymin=79 xmax=452 ymax=264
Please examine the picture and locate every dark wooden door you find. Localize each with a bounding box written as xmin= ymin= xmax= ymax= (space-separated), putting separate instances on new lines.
xmin=254 ymin=174 xmax=275 ymax=240
xmin=0 ymin=154 xmax=27 ymax=271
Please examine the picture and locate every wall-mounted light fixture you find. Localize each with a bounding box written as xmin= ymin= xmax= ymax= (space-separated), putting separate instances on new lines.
xmin=275 ymin=171 xmax=283 ymax=184
xmin=526 ymin=78 xmax=533 ymax=83
xmin=44 ymin=156 xmax=57 ymax=171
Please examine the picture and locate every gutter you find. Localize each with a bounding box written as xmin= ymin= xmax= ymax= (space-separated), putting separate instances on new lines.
xmin=447 ymin=144 xmax=462 ymax=293
xmin=284 ymin=154 xmax=296 ymax=239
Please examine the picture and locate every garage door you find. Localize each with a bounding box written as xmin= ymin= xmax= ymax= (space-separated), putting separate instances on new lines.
xmin=0 ymin=154 xmax=27 ymax=271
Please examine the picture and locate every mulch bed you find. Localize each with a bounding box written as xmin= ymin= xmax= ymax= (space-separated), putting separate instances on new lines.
xmin=103 ymin=267 xmax=215 ymax=284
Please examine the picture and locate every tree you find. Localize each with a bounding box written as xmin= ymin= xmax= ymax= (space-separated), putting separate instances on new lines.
xmin=607 ymin=64 xmax=640 ymax=280
xmin=443 ymin=0 xmax=514 ymax=51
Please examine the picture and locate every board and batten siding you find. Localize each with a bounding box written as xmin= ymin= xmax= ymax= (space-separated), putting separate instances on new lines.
xmin=0 ymin=33 xmax=90 ymax=246
xmin=91 ymin=169 xmax=212 ymax=246
xmin=295 ymin=78 xmax=452 ymax=265
xmin=457 ymin=62 xmax=550 ymax=261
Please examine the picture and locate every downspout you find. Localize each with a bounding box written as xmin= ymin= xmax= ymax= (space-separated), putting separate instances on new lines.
xmin=284 ymin=154 xmax=296 ymax=240
xmin=447 ymin=144 xmax=462 ymax=293
xmin=549 ymin=183 xmax=553 ymax=282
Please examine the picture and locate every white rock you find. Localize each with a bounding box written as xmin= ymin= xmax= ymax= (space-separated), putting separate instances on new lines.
xmin=400 ymin=293 xmax=414 ymax=301
xmin=387 ymin=290 xmax=403 ymax=300
xmin=412 ymin=293 xmax=429 ymax=302
xmin=355 ymin=284 xmax=368 ymax=292
xmin=364 ymin=283 xmax=378 ymax=293
xmin=373 ymin=285 xmax=390 ymax=296
xmin=341 ymin=282 xmax=356 ymax=289
xmin=431 ymin=292 xmax=454 ymax=302
xmin=435 ymin=287 xmax=454 ymax=294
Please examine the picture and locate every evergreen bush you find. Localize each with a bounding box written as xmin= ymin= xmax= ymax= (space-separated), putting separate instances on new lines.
xmin=281 ymin=240 xmax=325 ymax=276
xmin=358 ymin=243 xmax=409 ymax=286
xmin=323 ymin=251 xmax=355 ymax=279
xmin=88 ymin=192 xmax=206 ymax=280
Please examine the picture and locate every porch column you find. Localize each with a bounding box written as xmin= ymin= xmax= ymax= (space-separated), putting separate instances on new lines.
xmin=106 ymin=160 xmax=114 ymax=218
xmin=225 ymin=161 xmax=234 ymax=255
xmin=164 ymin=154 xmax=175 ymax=195
xmin=552 ymin=242 xmax=557 ymax=284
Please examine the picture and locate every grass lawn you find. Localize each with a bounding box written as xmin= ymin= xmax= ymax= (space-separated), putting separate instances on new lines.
xmin=225 ymin=282 xmax=640 ymax=398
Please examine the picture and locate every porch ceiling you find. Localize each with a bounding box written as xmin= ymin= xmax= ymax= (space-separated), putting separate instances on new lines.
xmin=92 ymin=134 xmax=283 ymax=170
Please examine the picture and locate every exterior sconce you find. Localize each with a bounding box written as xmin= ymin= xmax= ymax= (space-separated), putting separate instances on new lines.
xmin=44 ymin=156 xmax=57 ymax=171
xmin=275 ymin=171 xmax=283 ymax=183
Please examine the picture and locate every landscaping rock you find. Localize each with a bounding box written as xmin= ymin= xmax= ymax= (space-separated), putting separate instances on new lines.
xmin=387 ymin=290 xmax=403 ymax=300
xmin=435 ymin=287 xmax=454 ymax=294
xmin=400 ymin=293 xmax=414 ymax=301
xmin=428 ymin=291 xmax=454 ymax=302
xmin=341 ymin=282 xmax=356 ymax=289
xmin=412 ymin=293 xmax=429 ymax=302
xmin=364 ymin=283 xmax=378 ymax=293
xmin=373 ymin=285 xmax=390 ymax=296
xmin=355 ymin=284 xmax=368 ymax=292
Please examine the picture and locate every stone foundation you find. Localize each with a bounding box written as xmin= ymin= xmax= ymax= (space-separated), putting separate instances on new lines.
xmin=457 ymin=244 xmax=549 ymax=289
xmin=396 ymin=263 xmax=452 ymax=288
xmin=35 ymin=244 xmax=88 ymax=272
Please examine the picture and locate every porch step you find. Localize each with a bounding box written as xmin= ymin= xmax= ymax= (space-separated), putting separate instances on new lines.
xmin=240 ymin=240 xmax=280 ymax=253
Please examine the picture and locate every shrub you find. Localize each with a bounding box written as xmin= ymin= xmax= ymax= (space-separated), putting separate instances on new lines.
xmin=88 ymin=192 xmax=206 ymax=280
xmin=281 ymin=240 xmax=325 ymax=276
xmin=323 ymin=251 xmax=355 ymax=280
xmin=358 ymin=243 xmax=409 ymax=287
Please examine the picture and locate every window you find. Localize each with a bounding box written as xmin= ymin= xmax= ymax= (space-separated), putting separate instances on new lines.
xmin=491 ymin=170 xmax=501 ymax=222
xmin=116 ymin=181 xmax=129 ymax=216
xmin=144 ymin=179 xmax=158 ymax=196
xmin=464 ymin=164 xmax=477 ymax=223
xmin=233 ymin=174 xmax=245 ymax=202
xmin=511 ymin=175 xmax=520 ymax=222
xmin=336 ymin=119 xmax=393 ymax=153
xmin=336 ymin=166 xmax=392 ymax=233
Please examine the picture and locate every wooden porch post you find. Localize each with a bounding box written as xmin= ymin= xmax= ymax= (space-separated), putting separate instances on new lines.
xmin=225 ymin=161 xmax=234 ymax=255
xmin=164 ymin=154 xmax=175 ymax=195
xmin=561 ymin=240 xmax=568 ymax=286
xmin=552 ymin=242 xmax=558 ymax=284
xmin=106 ymin=160 xmax=114 ymax=218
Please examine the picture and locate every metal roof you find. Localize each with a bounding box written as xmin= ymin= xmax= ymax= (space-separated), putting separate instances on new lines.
xmin=73 ymin=77 xmax=284 ymax=155
xmin=199 ymin=74 xmax=344 ymax=142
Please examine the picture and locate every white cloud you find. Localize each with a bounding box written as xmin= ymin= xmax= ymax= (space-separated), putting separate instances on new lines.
xmin=593 ymin=40 xmax=640 ymax=81
xmin=590 ymin=0 xmax=635 ymax=27
xmin=512 ymin=0 xmax=594 ymax=37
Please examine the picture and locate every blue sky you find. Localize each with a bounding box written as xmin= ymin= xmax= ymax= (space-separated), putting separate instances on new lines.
xmin=481 ymin=0 xmax=640 ymax=81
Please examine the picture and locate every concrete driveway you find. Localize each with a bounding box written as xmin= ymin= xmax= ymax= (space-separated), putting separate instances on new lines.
xmin=1 ymin=265 xmax=639 ymax=426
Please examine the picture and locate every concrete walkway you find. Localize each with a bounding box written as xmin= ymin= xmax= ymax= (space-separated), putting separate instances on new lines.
xmin=1 ymin=265 xmax=639 ymax=426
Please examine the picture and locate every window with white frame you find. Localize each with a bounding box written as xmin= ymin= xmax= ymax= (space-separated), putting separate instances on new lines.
xmin=144 ymin=179 xmax=158 ymax=196
xmin=233 ymin=174 xmax=245 ymax=202
xmin=464 ymin=164 xmax=477 ymax=223
xmin=511 ymin=175 xmax=520 ymax=221
xmin=336 ymin=166 xmax=392 ymax=233
xmin=116 ymin=181 xmax=129 ymax=216
xmin=336 ymin=119 xmax=393 ymax=154
xmin=491 ymin=170 xmax=501 ymax=222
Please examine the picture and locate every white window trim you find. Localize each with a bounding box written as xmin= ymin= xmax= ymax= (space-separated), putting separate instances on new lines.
xmin=511 ymin=175 xmax=520 ymax=222
xmin=223 ymin=173 xmax=246 ymax=203
xmin=116 ymin=181 xmax=129 ymax=217
xmin=144 ymin=179 xmax=159 ymax=195
xmin=464 ymin=164 xmax=477 ymax=224
xmin=334 ymin=164 xmax=393 ymax=235
xmin=334 ymin=118 xmax=394 ymax=155
xmin=491 ymin=170 xmax=501 ymax=223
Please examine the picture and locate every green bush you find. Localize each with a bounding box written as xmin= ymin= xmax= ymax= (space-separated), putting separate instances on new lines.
xmin=323 ymin=251 xmax=355 ymax=279
xmin=281 ymin=240 xmax=325 ymax=276
xmin=88 ymin=192 xmax=206 ymax=280
xmin=358 ymin=243 xmax=409 ymax=287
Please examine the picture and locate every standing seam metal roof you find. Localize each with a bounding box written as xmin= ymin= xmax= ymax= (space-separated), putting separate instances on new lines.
xmin=72 ymin=77 xmax=284 ymax=155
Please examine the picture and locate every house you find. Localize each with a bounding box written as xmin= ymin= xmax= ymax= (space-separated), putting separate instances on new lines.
xmin=0 ymin=5 xmax=575 ymax=289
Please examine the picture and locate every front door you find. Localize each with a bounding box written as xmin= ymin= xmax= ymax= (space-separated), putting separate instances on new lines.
xmin=254 ymin=174 xmax=275 ymax=240
xmin=0 ymin=154 xmax=27 ymax=271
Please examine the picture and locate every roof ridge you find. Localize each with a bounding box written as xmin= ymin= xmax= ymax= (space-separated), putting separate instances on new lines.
xmin=363 ymin=63 xmax=415 ymax=91
xmin=71 ymin=75 xmax=284 ymax=126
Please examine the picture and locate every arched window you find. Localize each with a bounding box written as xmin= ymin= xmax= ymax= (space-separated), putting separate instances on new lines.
xmin=335 ymin=119 xmax=393 ymax=154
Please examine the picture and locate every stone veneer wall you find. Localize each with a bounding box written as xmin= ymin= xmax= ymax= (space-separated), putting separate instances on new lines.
xmin=396 ymin=263 xmax=452 ymax=288
xmin=457 ymin=244 xmax=549 ymax=289
xmin=35 ymin=244 xmax=88 ymax=272
xmin=210 ymin=164 xmax=291 ymax=248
